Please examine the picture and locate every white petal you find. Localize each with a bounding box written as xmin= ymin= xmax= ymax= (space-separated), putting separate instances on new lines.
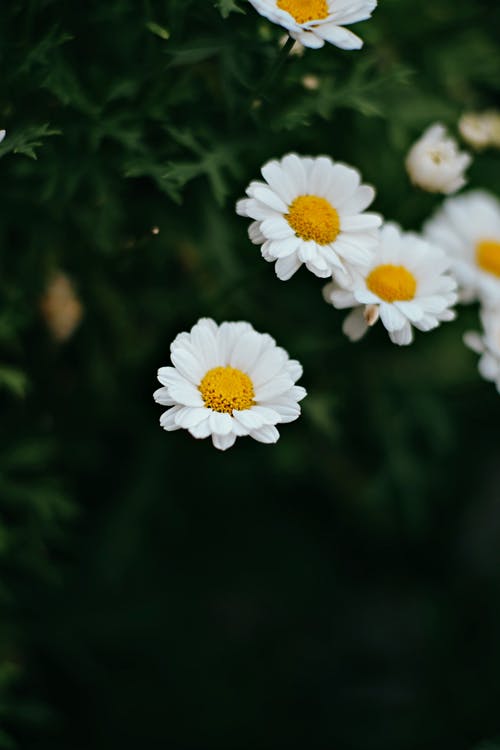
xmin=298 ymin=241 xmax=316 ymax=263
xmin=160 ymin=406 xmax=183 ymax=431
xmin=175 ymin=407 xmax=211 ymax=429
xmin=261 ymin=160 xmax=296 ymax=204
xmin=212 ymin=433 xmax=237 ymax=451
xmin=260 ymin=216 xmax=293 ymax=240
xmin=255 ymin=375 xmax=294 ymax=401
xmin=309 ymin=156 xmax=335 ymax=196
xmin=264 ymin=399 xmax=301 ymax=423
xmin=248 ymin=221 xmax=265 ymax=245
xmin=250 ymin=347 xmax=288 ymax=387
xmin=314 ymin=23 xmax=363 ymax=50
xmin=343 ymin=307 xmax=369 ymax=341
xmin=286 ymin=359 xmax=303 ymax=382
xmin=249 ymin=425 xmax=280 ymax=444
xmin=339 ymin=185 xmax=376 ymax=214
xmin=389 ymin=322 xmax=413 ymax=346
xmin=379 ymin=303 xmax=407 ymax=332
xmin=295 ymin=30 xmax=325 ymax=49
xmin=233 ymin=409 xmax=265 ymax=431
xmin=170 ymin=347 xmax=205 ymax=384
xmin=275 ymin=253 xmax=302 ymax=281
xmin=479 ymin=353 xmax=499 ymax=381
xmin=463 ymin=331 xmax=485 ymax=354
xmin=341 ymin=213 xmax=382 ymax=231
xmin=189 ymin=420 xmax=213 ymax=439
xmin=168 ymin=381 xmax=204 ymax=407
xmin=251 ymin=405 xmax=282 ymax=424
xmin=325 ymin=164 xmax=360 ymax=206
xmin=267 ymin=236 xmax=301 ymax=258
xmin=208 ymin=411 xmax=234 ymax=435
xmin=290 ymin=385 xmax=307 ymax=402
xmin=280 ymin=153 xmax=308 ymax=194
xmin=253 ymin=186 xmax=288 ymax=213
xmin=230 ymin=330 xmax=263 ymax=372
xmin=153 ymin=386 xmax=175 ymax=406
xmin=395 ymin=301 xmax=425 ymax=323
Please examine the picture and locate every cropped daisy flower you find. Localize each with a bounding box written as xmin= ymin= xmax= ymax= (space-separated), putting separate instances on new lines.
xmin=248 ymin=0 xmax=377 ymax=50
xmin=459 ymin=111 xmax=500 ymax=151
xmin=0 ymin=130 xmax=5 ymax=143
xmin=464 ymin=307 xmax=500 ymax=393
xmin=323 ymin=224 xmax=457 ymax=345
xmin=154 ymin=318 xmax=306 ymax=451
xmin=236 ymin=153 xmax=381 ymax=281
xmin=424 ymin=190 xmax=500 ymax=304
xmin=405 ymin=124 xmax=471 ymax=195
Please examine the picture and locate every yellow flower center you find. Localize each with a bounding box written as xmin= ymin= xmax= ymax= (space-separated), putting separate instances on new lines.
xmin=286 ymin=195 xmax=340 ymax=245
xmin=198 ymin=366 xmax=255 ymax=414
xmin=277 ymin=0 xmax=329 ymax=23
xmin=476 ymin=239 xmax=500 ymax=278
xmin=366 ymin=264 xmax=417 ymax=302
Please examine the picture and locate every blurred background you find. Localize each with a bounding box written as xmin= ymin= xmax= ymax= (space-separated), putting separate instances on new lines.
xmin=1 ymin=0 xmax=500 ymax=747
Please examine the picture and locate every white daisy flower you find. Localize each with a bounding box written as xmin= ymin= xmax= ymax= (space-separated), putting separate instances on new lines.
xmin=464 ymin=307 xmax=500 ymax=393
xmin=0 ymin=130 xmax=6 ymax=144
xmin=323 ymin=223 xmax=458 ymax=346
xmin=236 ymin=153 xmax=381 ymax=281
xmin=458 ymin=111 xmax=500 ymax=151
xmin=154 ymin=318 xmax=306 ymax=451
xmin=424 ymin=190 xmax=500 ymax=304
xmin=405 ymin=123 xmax=472 ymax=195
xmin=248 ymin=0 xmax=377 ymax=50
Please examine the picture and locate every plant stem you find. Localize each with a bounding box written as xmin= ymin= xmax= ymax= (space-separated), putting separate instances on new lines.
xmin=254 ymin=35 xmax=295 ymax=103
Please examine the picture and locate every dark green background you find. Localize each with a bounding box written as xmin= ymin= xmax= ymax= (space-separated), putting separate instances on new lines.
xmin=1 ymin=0 xmax=500 ymax=747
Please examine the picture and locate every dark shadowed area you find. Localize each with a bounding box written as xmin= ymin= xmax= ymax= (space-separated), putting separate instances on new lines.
xmin=1 ymin=1 xmax=500 ymax=748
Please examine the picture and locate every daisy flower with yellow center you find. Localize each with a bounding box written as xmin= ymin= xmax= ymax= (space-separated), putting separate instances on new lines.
xmin=323 ymin=224 xmax=458 ymax=346
xmin=464 ymin=306 xmax=500 ymax=394
xmin=236 ymin=153 xmax=381 ymax=281
xmin=424 ymin=190 xmax=500 ymax=304
xmin=154 ymin=318 xmax=306 ymax=451
xmin=248 ymin=0 xmax=377 ymax=50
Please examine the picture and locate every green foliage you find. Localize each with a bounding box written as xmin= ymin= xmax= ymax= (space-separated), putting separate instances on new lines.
xmin=0 ymin=0 xmax=499 ymax=748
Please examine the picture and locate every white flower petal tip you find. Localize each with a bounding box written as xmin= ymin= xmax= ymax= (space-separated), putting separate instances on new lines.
xmin=459 ymin=111 xmax=500 ymax=151
xmin=154 ymin=318 xmax=306 ymax=450
xmin=323 ymin=224 xmax=458 ymax=346
xmin=248 ymin=0 xmax=377 ymax=51
xmin=405 ymin=123 xmax=472 ymax=195
xmin=464 ymin=307 xmax=500 ymax=392
xmin=0 ymin=130 xmax=6 ymax=144
xmin=423 ymin=190 xmax=500 ymax=306
xmin=237 ymin=153 xmax=381 ymax=281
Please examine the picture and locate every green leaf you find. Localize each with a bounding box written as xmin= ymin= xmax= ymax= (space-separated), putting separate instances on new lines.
xmin=145 ymin=21 xmax=171 ymax=40
xmin=0 ymin=367 xmax=28 ymax=398
xmin=0 ymin=124 xmax=60 ymax=160
xmin=215 ymin=0 xmax=244 ymax=18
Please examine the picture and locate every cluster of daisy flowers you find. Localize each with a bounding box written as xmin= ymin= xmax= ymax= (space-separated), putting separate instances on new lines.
xmin=153 ymin=4 xmax=500 ymax=451
xmin=236 ymin=152 xmax=460 ymax=348
xmin=155 ymin=149 xmax=499 ymax=451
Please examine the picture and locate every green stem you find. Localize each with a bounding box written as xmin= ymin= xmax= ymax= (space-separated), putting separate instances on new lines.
xmin=253 ymin=35 xmax=295 ymax=103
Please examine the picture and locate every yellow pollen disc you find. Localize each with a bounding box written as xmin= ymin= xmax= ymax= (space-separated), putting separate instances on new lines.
xmin=366 ymin=264 xmax=417 ymax=302
xmin=286 ymin=195 xmax=340 ymax=245
xmin=476 ymin=239 xmax=500 ymax=278
xmin=277 ymin=0 xmax=329 ymax=23
xmin=198 ymin=366 xmax=255 ymax=414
